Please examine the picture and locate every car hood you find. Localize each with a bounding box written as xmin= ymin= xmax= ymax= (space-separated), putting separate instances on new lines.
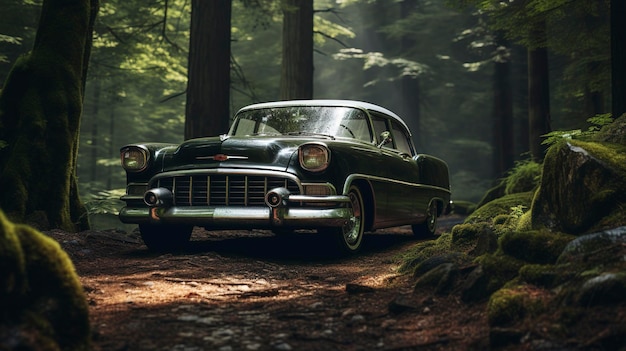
xmin=163 ymin=136 xmax=303 ymax=172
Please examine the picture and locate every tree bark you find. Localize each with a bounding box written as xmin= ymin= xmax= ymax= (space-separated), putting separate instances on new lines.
xmin=0 ymin=0 xmax=98 ymax=231
xmin=399 ymin=0 xmax=421 ymax=148
xmin=280 ymin=0 xmax=314 ymax=100
xmin=185 ymin=0 xmax=232 ymax=140
xmin=527 ymin=21 xmax=551 ymax=162
xmin=611 ymin=0 xmax=626 ymax=119
xmin=493 ymin=38 xmax=514 ymax=177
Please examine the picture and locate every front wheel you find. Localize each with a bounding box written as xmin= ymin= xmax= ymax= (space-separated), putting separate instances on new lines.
xmin=412 ymin=200 xmax=438 ymax=239
xmin=139 ymin=224 xmax=193 ymax=252
xmin=321 ymin=185 xmax=365 ymax=254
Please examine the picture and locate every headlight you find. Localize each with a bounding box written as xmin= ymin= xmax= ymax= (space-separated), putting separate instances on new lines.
xmin=299 ymin=144 xmax=330 ymax=172
xmin=120 ymin=146 xmax=149 ymax=172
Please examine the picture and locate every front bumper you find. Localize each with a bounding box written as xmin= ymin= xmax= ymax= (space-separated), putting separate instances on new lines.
xmin=119 ymin=193 xmax=353 ymax=229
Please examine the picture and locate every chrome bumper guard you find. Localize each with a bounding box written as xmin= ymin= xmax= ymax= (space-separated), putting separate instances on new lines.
xmin=119 ymin=187 xmax=352 ymax=229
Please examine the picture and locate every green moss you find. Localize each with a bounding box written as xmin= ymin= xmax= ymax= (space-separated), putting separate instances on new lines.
xmin=0 ymin=210 xmax=91 ymax=350
xmin=499 ymin=230 xmax=575 ymax=264
xmin=519 ymin=264 xmax=558 ymax=288
xmin=487 ymin=286 xmax=545 ymax=327
xmin=569 ymin=140 xmax=626 ymax=178
xmin=465 ymin=192 xmax=534 ymax=225
xmin=504 ymin=160 xmax=542 ymax=195
xmin=487 ymin=288 xmax=526 ymax=326
xmin=515 ymin=211 xmax=533 ymax=231
xmin=399 ymin=232 xmax=454 ymax=273
xmin=475 ymin=253 xmax=523 ymax=294
xmin=451 ymin=223 xmax=488 ymax=248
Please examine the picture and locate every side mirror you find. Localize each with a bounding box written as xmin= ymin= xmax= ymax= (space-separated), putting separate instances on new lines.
xmin=377 ymin=131 xmax=392 ymax=148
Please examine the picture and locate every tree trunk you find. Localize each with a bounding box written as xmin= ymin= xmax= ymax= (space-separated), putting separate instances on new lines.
xmin=280 ymin=0 xmax=313 ymax=100
xmin=185 ymin=0 xmax=232 ymax=140
xmin=0 ymin=0 xmax=98 ymax=231
xmin=527 ymin=21 xmax=551 ymax=162
xmin=399 ymin=0 xmax=421 ymax=148
xmin=493 ymin=38 xmax=514 ymax=177
xmin=611 ymin=0 xmax=626 ymax=119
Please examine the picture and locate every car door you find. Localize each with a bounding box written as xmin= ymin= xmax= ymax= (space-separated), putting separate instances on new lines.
xmin=369 ymin=113 xmax=421 ymax=227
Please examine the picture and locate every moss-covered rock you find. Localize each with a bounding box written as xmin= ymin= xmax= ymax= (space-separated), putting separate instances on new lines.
xmin=487 ymin=288 xmax=527 ymax=326
xmin=594 ymin=113 xmax=626 ymax=144
xmin=0 ymin=210 xmax=91 ymax=350
xmin=465 ymin=192 xmax=534 ymax=225
xmin=531 ymin=140 xmax=626 ymax=234
xmin=499 ymin=229 xmax=575 ymax=265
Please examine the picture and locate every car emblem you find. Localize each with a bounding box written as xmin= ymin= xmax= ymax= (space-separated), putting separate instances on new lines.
xmin=196 ymin=154 xmax=248 ymax=161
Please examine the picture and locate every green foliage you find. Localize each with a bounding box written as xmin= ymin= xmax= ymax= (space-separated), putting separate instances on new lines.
xmin=465 ymin=192 xmax=534 ymax=224
xmin=82 ymin=188 xmax=126 ymax=216
xmin=503 ymin=159 xmax=542 ymax=195
xmin=542 ymin=113 xmax=614 ymax=147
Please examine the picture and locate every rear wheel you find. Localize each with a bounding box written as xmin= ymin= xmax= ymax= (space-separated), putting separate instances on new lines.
xmin=412 ymin=200 xmax=438 ymax=239
xmin=139 ymin=224 xmax=193 ymax=252
xmin=322 ymin=185 xmax=365 ymax=254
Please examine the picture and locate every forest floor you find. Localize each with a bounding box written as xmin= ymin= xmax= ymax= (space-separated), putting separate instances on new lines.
xmin=46 ymin=216 xmax=493 ymax=351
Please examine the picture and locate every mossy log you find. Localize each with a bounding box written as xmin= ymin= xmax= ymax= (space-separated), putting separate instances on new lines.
xmin=0 ymin=210 xmax=91 ymax=350
xmin=0 ymin=0 xmax=98 ymax=231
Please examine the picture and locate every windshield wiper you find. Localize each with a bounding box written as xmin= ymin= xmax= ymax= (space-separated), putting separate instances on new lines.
xmin=284 ymin=131 xmax=335 ymax=140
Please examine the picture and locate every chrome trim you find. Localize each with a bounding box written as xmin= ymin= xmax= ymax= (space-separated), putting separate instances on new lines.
xmin=149 ymin=168 xmax=302 ymax=189
xmin=287 ymin=195 xmax=350 ymax=203
xmin=119 ymin=205 xmax=352 ymax=228
xmin=343 ymin=173 xmax=451 ymax=195
xmin=195 ymin=155 xmax=249 ymax=160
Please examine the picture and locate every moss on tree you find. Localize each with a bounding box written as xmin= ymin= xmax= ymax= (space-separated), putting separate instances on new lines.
xmin=0 ymin=210 xmax=91 ymax=350
xmin=0 ymin=0 xmax=98 ymax=231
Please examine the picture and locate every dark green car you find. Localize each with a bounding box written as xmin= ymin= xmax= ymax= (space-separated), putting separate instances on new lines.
xmin=119 ymin=100 xmax=451 ymax=253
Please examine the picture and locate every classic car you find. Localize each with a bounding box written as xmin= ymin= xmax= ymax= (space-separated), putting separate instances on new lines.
xmin=119 ymin=100 xmax=451 ymax=253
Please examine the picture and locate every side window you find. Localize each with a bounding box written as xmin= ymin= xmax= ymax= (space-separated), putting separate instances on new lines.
xmin=370 ymin=114 xmax=389 ymax=145
xmin=391 ymin=120 xmax=412 ymax=155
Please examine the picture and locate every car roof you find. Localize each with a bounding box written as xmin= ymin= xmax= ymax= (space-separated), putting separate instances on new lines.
xmin=236 ymin=99 xmax=412 ymax=136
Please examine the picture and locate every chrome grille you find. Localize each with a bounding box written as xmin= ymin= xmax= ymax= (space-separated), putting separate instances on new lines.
xmin=154 ymin=175 xmax=300 ymax=206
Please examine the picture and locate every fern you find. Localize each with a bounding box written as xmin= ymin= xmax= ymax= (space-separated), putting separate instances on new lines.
xmin=541 ymin=113 xmax=613 ymax=146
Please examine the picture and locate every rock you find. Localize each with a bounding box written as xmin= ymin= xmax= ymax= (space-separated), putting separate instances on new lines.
xmin=460 ymin=266 xmax=491 ymax=303
xmin=576 ymin=272 xmax=626 ymax=306
xmin=388 ymin=294 xmax=420 ymax=314
xmin=595 ymin=112 xmax=626 ymax=144
xmin=412 ymin=253 xmax=462 ymax=278
xmin=531 ymin=141 xmax=626 ymax=234
xmin=558 ymin=226 xmax=626 ymax=263
xmin=413 ymin=262 xmax=458 ymax=295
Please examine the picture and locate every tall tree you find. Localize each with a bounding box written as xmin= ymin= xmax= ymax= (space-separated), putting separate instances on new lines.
xmin=611 ymin=0 xmax=626 ymax=119
xmin=492 ymin=38 xmax=515 ymax=175
xmin=185 ymin=0 xmax=232 ymax=139
xmin=527 ymin=20 xmax=551 ymax=161
xmin=280 ymin=0 xmax=313 ymax=100
xmin=0 ymin=0 xmax=98 ymax=231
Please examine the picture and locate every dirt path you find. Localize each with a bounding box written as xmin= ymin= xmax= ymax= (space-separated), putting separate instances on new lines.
xmin=47 ymin=216 xmax=488 ymax=351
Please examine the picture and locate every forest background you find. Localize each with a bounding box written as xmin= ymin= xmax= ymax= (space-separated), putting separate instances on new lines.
xmin=0 ymin=0 xmax=614 ymax=228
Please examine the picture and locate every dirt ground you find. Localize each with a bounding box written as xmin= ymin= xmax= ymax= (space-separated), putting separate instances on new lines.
xmin=46 ymin=216 xmax=493 ymax=351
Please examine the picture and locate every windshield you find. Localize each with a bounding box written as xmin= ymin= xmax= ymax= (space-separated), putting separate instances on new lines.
xmin=230 ymin=106 xmax=372 ymax=141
